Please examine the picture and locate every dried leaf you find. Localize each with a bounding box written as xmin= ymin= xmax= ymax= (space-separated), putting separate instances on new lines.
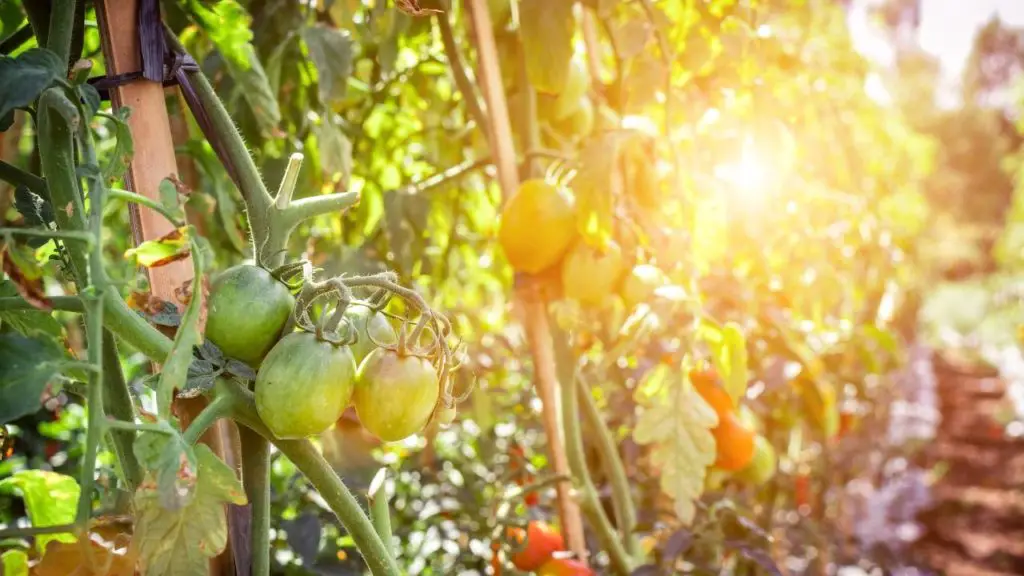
xmin=1 ymin=244 xmax=51 ymax=310
xmin=124 ymin=227 xmax=190 ymax=268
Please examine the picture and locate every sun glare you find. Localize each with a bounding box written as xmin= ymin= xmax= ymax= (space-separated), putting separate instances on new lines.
xmin=714 ymin=137 xmax=773 ymax=203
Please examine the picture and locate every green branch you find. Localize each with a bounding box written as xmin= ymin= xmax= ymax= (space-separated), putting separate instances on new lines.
xmin=182 ymin=393 xmax=234 ymax=445
xmin=0 ymin=161 xmax=48 ymax=196
xmin=108 ymin=188 xmax=185 ymax=227
xmin=239 ymin=427 xmax=272 ymax=576
xmin=0 ymin=296 xmax=84 ymax=311
xmin=436 ymin=2 xmax=488 ymax=131
xmin=0 ymin=227 xmax=94 ymax=244
xmin=101 ymin=331 xmax=143 ymax=491
xmin=219 ymin=381 xmax=401 ymax=576
xmin=47 ymin=0 xmax=77 ymax=67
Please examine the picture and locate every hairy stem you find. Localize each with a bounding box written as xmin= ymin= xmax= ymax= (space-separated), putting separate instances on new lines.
xmin=47 ymin=0 xmax=77 ymax=66
xmin=551 ymin=323 xmax=635 ymax=574
xmin=239 ymin=426 xmax=272 ymax=576
xmin=368 ymin=473 xmax=394 ymax=557
xmin=577 ymin=377 xmax=640 ymax=558
xmin=182 ymin=393 xmax=234 ymax=445
xmin=220 ymin=382 xmax=401 ymax=576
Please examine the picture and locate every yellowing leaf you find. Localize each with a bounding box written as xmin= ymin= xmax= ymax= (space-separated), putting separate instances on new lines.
xmin=123 ymin=227 xmax=190 ymax=268
xmin=633 ymin=376 xmax=717 ymax=524
xmin=704 ymin=322 xmax=749 ymax=405
xmin=135 ymin=444 xmax=246 ymax=576
xmin=0 ymin=471 xmax=79 ymax=553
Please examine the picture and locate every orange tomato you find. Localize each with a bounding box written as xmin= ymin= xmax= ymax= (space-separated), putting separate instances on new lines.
xmin=690 ymin=368 xmax=734 ymax=418
xmin=537 ymin=558 xmax=595 ymax=576
xmin=507 ymin=521 xmax=565 ymax=571
xmin=499 ymin=180 xmax=576 ymax=274
xmin=712 ymin=413 xmax=756 ymax=471
xmin=795 ymin=473 xmax=812 ymax=511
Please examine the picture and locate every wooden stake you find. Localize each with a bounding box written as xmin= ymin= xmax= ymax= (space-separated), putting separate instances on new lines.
xmin=94 ymin=3 xmax=226 ymax=575
xmin=466 ymin=0 xmax=589 ymax=563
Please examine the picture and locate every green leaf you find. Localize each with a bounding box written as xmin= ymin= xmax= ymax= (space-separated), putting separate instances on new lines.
xmin=633 ymin=371 xmax=717 ymax=525
xmin=519 ymin=0 xmax=574 ymax=94
xmin=302 ymin=25 xmax=354 ymax=105
xmin=0 ymin=48 xmax=64 ymax=120
xmin=0 ymin=470 xmax=79 ymax=553
xmin=123 ymin=227 xmax=190 ymax=268
xmin=573 ymin=132 xmax=626 ymax=243
xmin=155 ymin=234 xmax=203 ymax=416
xmin=706 ymin=322 xmax=749 ymax=405
xmin=14 ymin=184 xmax=56 ymax=245
xmin=316 ymin=119 xmax=353 ymax=189
xmin=159 ymin=178 xmax=181 ymax=213
xmin=224 ymin=44 xmax=281 ymax=139
xmin=0 ymin=281 xmax=62 ymax=338
xmin=102 ymin=107 xmax=134 ymax=182
xmin=1 ymin=549 xmax=29 ymax=576
xmin=0 ymin=333 xmax=66 ymax=424
xmin=134 ymin=445 xmax=246 ymax=576
xmin=134 ymin=430 xmax=198 ymax=511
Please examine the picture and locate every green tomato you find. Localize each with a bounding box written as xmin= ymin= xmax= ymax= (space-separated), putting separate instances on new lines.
xmin=354 ymin=348 xmax=439 ymax=442
xmin=205 ymin=264 xmax=294 ymax=367
xmin=346 ymin=307 xmax=398 ymax=364
xmin=255 ymin=332 xmax=357 ymax=439
xmin=736 ymin=435 xmax=777 ymax=485
xmin=562 ymin=240 xmax=627 ymax=307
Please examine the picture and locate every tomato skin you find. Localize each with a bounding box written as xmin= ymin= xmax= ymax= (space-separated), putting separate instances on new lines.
xmin=537 ymin=558 xmax=595 ymax=576
xmin=255 ymin=332 xmax=357 ymax=439
xmin=562 ymin=240 xmax=626 ymax=306
xmin=507 ymin=521 xmax=564 ymax=571
xmin=205 ymin=265 xmax=294 ymax=366
xmin=621 ymin=264 xmax=668 ymax=309
xmin=736 ymin=435 xmax=777 ymax=485
xmin=712 ymin=413 xmax=756 ymax=471
xmin=346 ymin=307 xmax=397 ymax=364
xmin=499 ymin=180 xmax=576 ymax=274
xmin=354 ymin=349 xmax=439 ymax=442
xmin=690 ymin=368 xmax=734 ymax=418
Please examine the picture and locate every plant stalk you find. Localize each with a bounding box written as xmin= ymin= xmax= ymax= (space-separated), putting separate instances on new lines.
xmin=239 ymin=426 xmax=272 ymax=576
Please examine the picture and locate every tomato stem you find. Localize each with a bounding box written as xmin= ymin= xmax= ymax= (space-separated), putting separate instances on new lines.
xmin=239 ymin=426 xmax=273 ymax=576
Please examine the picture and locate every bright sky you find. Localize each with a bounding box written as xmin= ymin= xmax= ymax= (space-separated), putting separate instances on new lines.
xmin=850 ymin=0 xmax=1024 ymax=106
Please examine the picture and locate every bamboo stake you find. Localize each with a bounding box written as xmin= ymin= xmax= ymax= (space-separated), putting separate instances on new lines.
xmin=465 ymin=0 xmax=589 ymax=563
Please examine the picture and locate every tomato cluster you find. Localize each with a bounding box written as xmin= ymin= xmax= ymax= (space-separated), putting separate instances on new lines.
xmin=504 ymin=521 xmax=594 ymax=575
xmin=204 ymin=264 xmax=442 ymax=443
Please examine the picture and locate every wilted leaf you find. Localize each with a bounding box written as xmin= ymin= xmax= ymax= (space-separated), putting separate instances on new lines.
xmin=135 ymin=445 xmax=247 ymax=576
xmin=633 ymin=370 xmax=717 ymax=524
xmin=0 ymin=281 xmax=62 ymax=338
xmin=519 ymin=0 xmax=574 ymax=94
xmin=127 ymin=291 xmax=182 ymax=327
xmin=124 ymin=227 xmax=190 ymax=268
xmin=134 ymin=430 xmax=198 ymax=511
xmin=0 ymin=333 xmax=66 ymax=424
xmin=103 ymin=107 xmax=134 ymax=182
xmin=34 ymin=532 xmax=137 ymax=576
xmin=0 ymin=48 xmax=64 ymax=120
xmin=0 ymin=470 xmax=79 ymax=553
xmin=303 ymin=25 xmax=354 ymax=105
xmin=13 ymin=185 xmax=56 ymax=247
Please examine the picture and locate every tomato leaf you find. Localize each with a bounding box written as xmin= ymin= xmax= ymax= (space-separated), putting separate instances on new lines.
xmin=0 ymin=470 xmax=79 ymax=553
xmin=134 ymin=444 xmax=247 ymax=576
xmin=303 ymin=25 xmax=354 ymax=105
xmin=316 ymin=118 xmax=353 ymax=190
xmin=134 ymin=430 xmax=199 ymax=511
xmin=102 ymin=107 xmax=134 ymax=182
xmin=124 ymin=227 xmax=190 ymax=268
xmin=1 ymin=549 xmax=28 ymax=576
xmin=633 ymin=366 xmax=717 ymax=524
xmin=155 ymin=235 xmax=203 ymax=416
xmin=574 ymin=133 xmax=627 ymax=243
xmin=13 ymin=185 xmax=56 ymax=248
xmin=0 ymin=280 xmax=62 ymax=338
xmin=704 ymin=322 xmax=749 ymax=405
xmin=34 ymin=534 xmax=137 ymax=576
xmin=519 ymin=0 xmax=574 ymax=94
xmin=0 ymin=48 xmax=64 ymax=121
xmin=127 ymin=291 xmax=182 ymax=327
xmin=0 ymin=333 xmax=66 ymax=424
xmin=1 ymin=243 xmax=52 ymax=311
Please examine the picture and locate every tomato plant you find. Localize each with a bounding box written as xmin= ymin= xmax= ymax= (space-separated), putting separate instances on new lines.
xmin=204 ymin=264 xmax=295 ymax=366
xmin=508 ymin=520 xmax=565 ymax=571
xmin=354 ymin=347 xmax=440 ymax=442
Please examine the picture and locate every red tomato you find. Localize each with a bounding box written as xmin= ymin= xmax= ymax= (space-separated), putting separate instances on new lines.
xmin=507 ymin=521 xmax=565 ymax=571
xmin=537 ymin=558 xmax=595 ymax=576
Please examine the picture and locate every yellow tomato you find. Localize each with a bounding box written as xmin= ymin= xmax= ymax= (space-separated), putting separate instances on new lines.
xmin=499 ymin=180 xmax=577 ymax=274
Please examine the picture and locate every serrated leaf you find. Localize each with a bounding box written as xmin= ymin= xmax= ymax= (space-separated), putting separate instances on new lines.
xmin=134 ymin=445 xmax=246 ymax=576
xmin=0 ymin=48 xmax=64 ymax=120
xmin=519 ymin=0 xmax=574 ymax=94
xmin=0 ymin=333 xmax=66 ymax=424
xmin=0 ymin=470 xmax=79 ymax=553
xmin=196 ymin=339 xmax=224 ymax=364
xmin=124 ymin=227 xmax=190 ymax=268
xmin=134 ymin=431 xmax=199 ymax=511
xmin=179 ymin=373 xmax=217 ymax=398
xmin=0 ymin=281 xmax=62 ymax=338
xmin=13 ymin=185 xmax=56 ymax=248
xmin=159 ymin=178 xmax=181 ymax=213
xmin=102 ymin=107 xmax=134 ymax=182
xmin=633 ymin=378 xmax=717 ymax=525
xmin=224 ymin=359 xmax=256 ymax=380
xmin=1 ymin=549 xmax=28 ymax=576
xmin=303 ymin=25 xmax=353 ymax=105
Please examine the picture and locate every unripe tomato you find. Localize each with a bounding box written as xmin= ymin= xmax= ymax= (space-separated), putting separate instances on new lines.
xmin=551 ymin=96 xmax=594 ymax=138
xmin=499 ymin=180 xmax=576 ymax=274
xmin=537 ymin=558 xmax=595 ymax=576
xmin=736 ymin=435 xmax=777 ymax=485
xmin=255 ymin=332 xmax=356 ymax=439
xmin=552 ymin=61 xmax=589 ymax=120
xmin=690 ymin=368 xmax=733 ymax=418
xmin=205 ymin=264 xmax=294 ymax=366
xmin=507 ymin=521 xmax=564 ymax=571
xmin=354 ymin=348 xmax=439 ymax=442
xmin=621 ymin=264 xmax=669 ymax=309
xmin=346 ymin=307 xmax=397 ymax=364
xmin=712 ymin=413 xmax=756 ymax=471
xmin=561 ymin=240 xmax=626 ymax=307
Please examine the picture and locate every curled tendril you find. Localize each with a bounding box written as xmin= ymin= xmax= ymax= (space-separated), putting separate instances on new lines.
xmin=288 ymin=261 xmax=463 ymax=407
